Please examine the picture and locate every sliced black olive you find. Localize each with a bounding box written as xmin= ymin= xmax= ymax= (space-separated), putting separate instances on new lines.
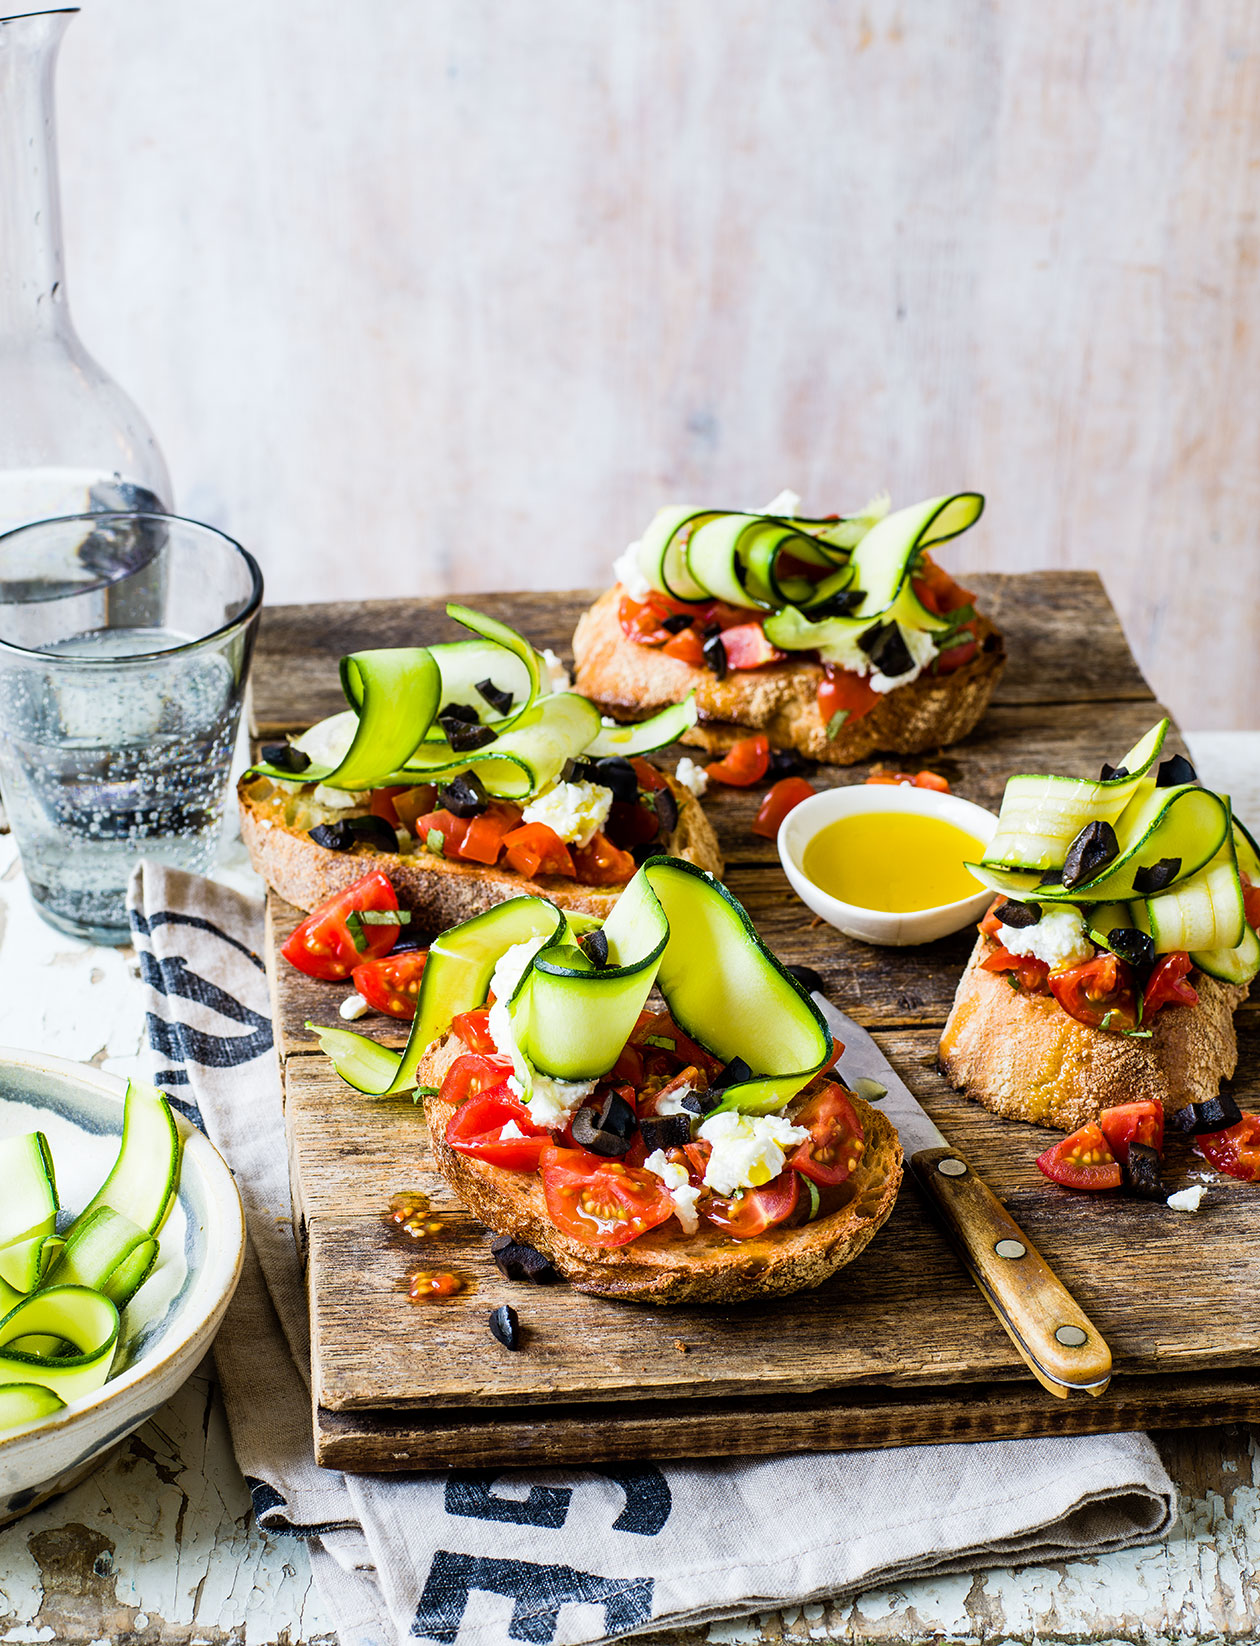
xmin=260 ymin=742 xmax=311 ymax=774
xmin=571 ymin=1092 xmax=636 ymax=1157
xmin=702 ymin=633 xmax=728 ymax=679
xmin=993 ymin=899 xmax=1041 ymax=928
xmin=581 ymin=928 xmax=609 ymax=968
xmin=593 ymin=756 xmax=638 ymax=804
xmin=489 ymin=1235 xmax=559 ymax=1284
xmin=807 ymin=587 xmax=864 ymax=619
xmin=681 ymin=1088 xmax=722 ymax=1117
xmin=711 ymin=1055 xmax=752 ymax=1092
xmin=1099 ymin=762 xmax=1129 ymax=782
xmin=437 ymin=772 xmax=489 ymax=817
xmin=439 ymin=716 xmax=499 ymax=752
xmin=439 ymin=702 xmax=481 ymax=724
xmin=1156 ymin=753 xmax=1197 ymax=788
xmin=1061 ymin=820 xmax=1120 ymax=889
xmin=1038 ymin=868 xmax=1064 ymax=886
xmin=1122 ymin=1141 xmax=1165 ymax=1200
xmin=599 ymin=1091 xmax=636 ymax=1138
xmin=768 ymin=748 xmax=815 ymax=779
xmin=651 ymin=786 xmax=680 ymax=837
xmin=564 ymin=756 xmax=600 ymax=786
xmin=1170 ymin=1094 xmax=1243 ymax=1135
xmin=1133 ymin=858 xmax=1181 ymax=895
xmin=309 ymin=815 xmax=398 ymax=854
xmin=475 ymin=678 xmax=514 ymax=716
xmin=661 ymin=612 xmax=693 ymax=634
xmin=866 ymin=623 xmax=914 ymax=680
xmin=489 ymin=1303 xmax=521 ymax=1350
xmin=1106 ymin=927 xmax=1155 ymax=970
xmin=640 ymin=1114 xmax=692 ymax=1152
xmin=785 ymin=963 xmax=826 ymax=995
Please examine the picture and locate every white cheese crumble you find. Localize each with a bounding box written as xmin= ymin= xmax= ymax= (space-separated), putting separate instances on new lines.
xmin=995 ymin=904 xmax=1093 ymax=971
xmin=612 ymin=539 xmax=651 ymax=601
xmin=643 ymin=1149 xmax=702 ymax=1234
xmin=521 ymin=779 xmax=613 ymax=847
xmin=339 ymin=992 xmax=370 ymax=1021
xmin=540 ymin=648 xmax=570 ymax=693
xmin=294 ymin=709 xmax=357 ymax=769
xmin=512 ymin=1070 xmax=596 ymax=1129
xmin=869 ymin=623 xmax=941 ymax=694
xmin=759 ymin=488 xmax=803 ymax=518
xmin=313 ymin=784 xmax=371 ymax=810
xmin=697 ymin=1111 xmax=809 ymax=1197
xmin=486 ymin=937 xmax=596 ymax=1125
xmin=654 ymin=1085 xmax=697 ymax=1118
xmin=499 ymin=1119 xmax=526 ymax=1141
xmin=1167 ymin=1185 xmax=1205 ymax=1213
xmin=674 ymin=757 xmax=709 ymax=798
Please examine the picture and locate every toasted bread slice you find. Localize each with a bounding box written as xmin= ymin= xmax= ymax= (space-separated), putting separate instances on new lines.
xmin=939 ymin=934 xmax=1250 ymax=1132
xmin=238 ymin=769 xmax=723 ymax=924
xmin=418 ymin=1031 xmax=903 ymax=1304
xmin=571 ymin=586 xmax=1005 ymax=765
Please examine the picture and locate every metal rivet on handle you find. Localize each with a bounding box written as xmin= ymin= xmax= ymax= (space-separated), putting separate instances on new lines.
xmin=937 ymin=1158 xmax=967 ymax=1178
xmin=1055 ymin=1325 xmax=1088 ymax=1348
xmin=995 ymin=1238 xmax=1026 ymax=1259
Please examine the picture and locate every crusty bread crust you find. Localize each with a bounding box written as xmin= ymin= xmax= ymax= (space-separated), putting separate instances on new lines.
xmin=939 ymin=934 xmax=1250 ymax=1132
xmin=571 ymin=585 xmax=1005 ymax=765
xmin=238 ymin=769 xmax=723 ymax=924
xmin=419 ymin=1032 xmax=903 ymax=1305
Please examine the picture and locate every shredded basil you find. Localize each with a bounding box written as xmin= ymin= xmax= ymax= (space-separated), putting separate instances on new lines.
xmin=345 ymin=908 xmax=412 ymax=954
xmin=1006 ymin=972 xmax=1020 ymax=991
xmin=644 ymin=1034 xmax=675 ymax=1050
xmin=425 ymin=828 xmax=445 ymax=855
xmin=826 ymin=708 xmax=850 ymax=740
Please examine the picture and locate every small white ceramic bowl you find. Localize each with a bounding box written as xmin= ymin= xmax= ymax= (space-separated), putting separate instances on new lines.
xmin=778 ymin=782 xmax=1000 ymax=946
xmin=0 ymin=1048 xmax=244 ymax=1525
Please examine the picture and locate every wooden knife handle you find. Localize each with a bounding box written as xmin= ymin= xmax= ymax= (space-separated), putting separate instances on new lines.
xmin=910 ymin=1145 xmax=1112 ymax=1399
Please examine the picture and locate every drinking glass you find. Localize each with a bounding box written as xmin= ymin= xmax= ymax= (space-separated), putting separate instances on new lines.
xmin=0 ymin=512 xmax=262 ymax=943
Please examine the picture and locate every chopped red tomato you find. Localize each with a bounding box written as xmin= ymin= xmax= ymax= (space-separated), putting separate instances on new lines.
xmin=439 ymin=1051 xmax=515 ymax=1109
xmin=637 ymin=1064 xmax=702 ymax=1119
xmin=817 ymin=664 xmax=880 ymax=729
xmin=606 ymin=798 xmax=660 ymax=849
xmin=540 ymin=1146 xmax=675 ymax=1246
xmin=1196 ymin=1113 xmax=1260 ymax=1182
xmin=912 ymin=556 xmax=974 ymax=615
xmin=979 ymin=897 xmax=1005 ymax=939
xmin=392 ymin=785 xmax=438 ymax=833
xmin=704 ymin=1170 xmax=800 ymax=1238
xmin=752 ymin=776 xmax=815 ymax=839
xmin=618 ymin=590 xmax=711 ymax=645
xmin=630 ymin=757 xmax=667 ymax=792
xmin=369 ymin=786 xmax=409 ymax=829
xmin=935 ymin=636 xmax=979 ymax=674
xmin=706 ymin=734 xmax=771 ymax=787
xmin=661 ymin=627 xmax=706 ymax=667
xmin=1036 ymin=1123 xmax=1122 ymax=1191
xmin=447 ymin=1088 xmax=551 ymax=1172
xmin=1143 ymin=952 xmax=1199 ymax=1016
xmin=1048 ymin=952 xmax=1138 ymax=1030
xmin=610 ymin=1041 xmax=646 ymax=1088
xmin=788 ymin=1084 xmax=865 ymax=1186
xmin=451 ymin=1006 xmax=498 ymax=1054
xmin=458 ymin=806 xmax=519 ymax=866
xmin=865 ymin=770 xmax=951 ymax=792
xmin=501 ymin=822 xmax=576 ymax=879
xmin=1097 ymin=1100 xmax=1165 ymax=1165
xmin=572 ymin=830 xmax=636 ymax=885
xmin=630 ymin=1010 xmax=721 ymax=1076
xmin=1242 ymin=872 xmax=1260 ymax=932
xmin=351 ymin=949 xmax=427 ymax=1018
xmin=281 ymin=869 xmax=401 ymax=981
xmin=981 ymin=944 xmax=1051 ymax=994
xmin=720 ymin=622 xmax=785 ymax=670
xmin=416 ymin=807 xmax=470 ymax=856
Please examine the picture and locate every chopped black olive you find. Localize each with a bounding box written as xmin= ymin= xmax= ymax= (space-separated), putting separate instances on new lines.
xmin=807 ymin=588 xmax=864 ymax=619
xmin=308 ymin=815 xmax=398 ymax=853
xmin=702 ymin=621 xmax=722 ymax=639
xmin=661 ymin=612 xmax=693 ymax=634
xmin=1122 ymin=1142 xmax=1165 ymax=1200
xmin=640 ymin=1114 xmax=692 ymax=1152
xmin=439 ymin=716 xmax=499 ymax=753
xmin=1061 ymin=820 xmax=1120 ymax=889
xmin=1106 ymin=927 xmax=1155 ymax=971
xmin=1099 ymin=762 xmax=1129 ymax=782
xmin=582 ymin=928 xmax=609 ymax=969
xmin=564 ymin=757 xmax=599 ymax=786
xmin=1038 ymin=869 xmax=1064 ymax=886
xmin=439 ymin=702 xmax=481 ymax=724
xmin=489 ymin=1235 xmax=559 ymax=1284
xmin=785 ymin=963 xmax=826 ymax=995
xmin=652 ymin=786 xmax=680 ymax=837
xmin=1170 ymin=1094 xmax=1243 ymax=1135
xmin=865 ymin=623 xmax=914 ymax=680
xmin=475 ymin=678 xmax=514 ymax=716
xmin=768 ymin=748 xmax=816 ymax=779
xmin=488 ymin=1303 xmax=521 ymax=1350
xmin=599 ymin=1091 xmax=637 ymax=1138
xmin=702 ymin=633 xmax=728 ymax=679
xmin=260 ymin=742 xmax=311 ymax=774
xmin=993 ymin=899 xmax=1042 ymax=928
xmin=1156 ymin=753 xmax=1197 ymax=788
xmin=437 ymin=772 xmax=489 ymax=817
xmin=593 ymin=756 xmax=638 ymax=804
xmin=571 ymin=1092 xmax=637 ymax=1157
xmin=711 ymin=1055 xmax=753 ymax=1091
xmin=681 ymin=1088 xmax=722 ymax=1117
xmin=1133 ymin=858 xmax=1181 ymax=895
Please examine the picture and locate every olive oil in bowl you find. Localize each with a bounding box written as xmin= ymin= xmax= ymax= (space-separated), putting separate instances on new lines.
xmin=801 ymin=812 xmax=985 ymax=914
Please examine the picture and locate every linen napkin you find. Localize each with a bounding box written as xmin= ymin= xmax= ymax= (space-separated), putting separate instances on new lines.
xmin=127 ymin=861 xmax=1177 ymax=1646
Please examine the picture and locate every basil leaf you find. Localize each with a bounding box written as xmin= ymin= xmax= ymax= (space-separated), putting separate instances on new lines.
xmin=826 ymin=708 xmax=850 ymax=740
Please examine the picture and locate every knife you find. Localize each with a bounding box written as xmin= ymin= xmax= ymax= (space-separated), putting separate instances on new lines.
xmin=807 ymin=989 xmax=1112 ymax=1400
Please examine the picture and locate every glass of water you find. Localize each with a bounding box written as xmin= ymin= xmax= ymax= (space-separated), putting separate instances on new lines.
xmin=0 ymin=512 xmax=263 ymax=944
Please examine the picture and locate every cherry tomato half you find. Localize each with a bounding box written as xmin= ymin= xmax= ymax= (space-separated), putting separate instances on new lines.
xmin=981 ymin=944 xmax=1051 ymax=994
xmin=281 ymin=869 xmax=401 ymax=982
xmin=705 ymin=734 xmax=771 ymax=788
xmin=630 ymin=757 xmax=667 ymax=793
xmin=719 ymin=622 xmax=785 ymax=670
xmin=571 ymin=830 xmax=636 ymax=886
xmin=501 ymin=822 xmax=576 ymax=879
xmin=934 ymin=635 xmax=978 ymax=674
xmin=1097 ymin=1100 xmax=1165 ymax=1165
xmin=817 ymin=664 xmax=879 ymax=730
xmin=1196 ymin=1113 xmax=1260 ymax=1182
xmin=439 ymin=1052 xmax=516 ymax=1109
xmin=351 ymin=949 xmax=427 ymax=1019
xmin=1048 ymin=952 xmax=1138 ymax=1031
xmin=752 ymin=776 xmax=815 ymax=839
xmin=451 ymin=1006 xmax=498 ymax=1054
xmin=787 ymin=1083 xmax=865 ymax=1187
xmin=1036 ymin=1123 xmax=1122 ymax=1191
xmin=446 ymin=1088 xmax=552 ymax=1172
xmin=540 ymin=1146 xmax=675 ymax=1247
xmin=1143 ymin=952 xmax=1199 ymax=1017
xmin=704 ymin=1169 xmax=801 ymax=1238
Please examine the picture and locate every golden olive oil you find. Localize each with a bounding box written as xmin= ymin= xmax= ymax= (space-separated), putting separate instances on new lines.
xmin=801 ymin=812 xmax=984 ymax=913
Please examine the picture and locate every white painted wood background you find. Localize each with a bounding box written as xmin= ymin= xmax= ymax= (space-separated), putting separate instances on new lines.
xmin=50 ymin=0 xmax=1260 ymax=729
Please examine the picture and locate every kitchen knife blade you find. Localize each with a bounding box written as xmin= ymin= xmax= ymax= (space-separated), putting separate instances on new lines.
xmin=811 ymin=992 xmax=1113 ymax=1400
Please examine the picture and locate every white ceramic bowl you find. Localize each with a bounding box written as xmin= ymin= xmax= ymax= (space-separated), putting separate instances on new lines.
xmin=0 ymin=1048 xmax=244 ymax=1525
xmin=778 ymin=782 xmax=1000 ymax=946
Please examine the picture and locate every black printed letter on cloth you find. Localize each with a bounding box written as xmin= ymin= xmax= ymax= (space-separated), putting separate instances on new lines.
xmin=444 ymin=1467 xmax=671 ymax=1536
xmin=411 ymin=1553 xmax=653 ymax=1645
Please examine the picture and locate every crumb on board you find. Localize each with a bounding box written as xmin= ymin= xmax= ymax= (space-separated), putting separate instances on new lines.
xmin=674 ymin=1339 xmax=689 ymax=1354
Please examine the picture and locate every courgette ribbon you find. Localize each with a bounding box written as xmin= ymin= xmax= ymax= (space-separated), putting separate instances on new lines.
xmin=312 ymin=856 xmax=833 ymax=1115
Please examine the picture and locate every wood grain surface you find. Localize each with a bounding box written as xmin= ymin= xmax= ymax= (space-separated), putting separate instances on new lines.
xmin=261 ymin=576 xmax=1260 ymax=1470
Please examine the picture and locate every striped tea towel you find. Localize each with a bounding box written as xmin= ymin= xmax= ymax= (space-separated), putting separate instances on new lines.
xmin=128 ymin=861 xmax=1177 ymax=1646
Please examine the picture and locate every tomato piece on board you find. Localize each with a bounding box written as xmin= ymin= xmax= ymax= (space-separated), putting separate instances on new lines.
xmin=1196 ymin=1113 xmax=1260 ymax=1182
xmin=1048 ymin=952 xmax=1138 ymax=1030
xmin=705 ymin=733 xmax=771 ymax=787
xmin=281 ymin=868 xmax=401 ymax=981
xmin=439 ymin=1051 xmax=516 ymax=1108
xmin=934 ymin=635 xmax=978 ymax=674
xmin=1036 ymin=1124 xmax=1122 ymax=1191
xmin=981 ymin=944 xmax=1051 ymax=994
xmin=540 ymin=1146 xmax=675 ymax=1246
xmin=1143 ymin=951 xmax=1199 ymax=1017
xmin=703 ymin=1169 xmax=801 ymax=1238
xmin=1242 ymin=872 xmax=1260 ymax=933
xmin=630 ymin=757 xmax=667 ymax=792
xmin=720 ymin=622 xmax=785 ymax=671
xmin=446 ymin=1088 xmax=552 ymax=1172
xmin=1097 ymin=1100 xmax=1165 ymax=1164
xmin=817 ymin=664 xmax=880 ymax=730
xmin=572 ymin=830 xmax=636 ymax=886
xmin=913 ymin=770 xmax=951 ymax=793
xmin=752 ymin=776 xmax=815 ymax=839
xmin=912 ymin=555 xmax=974 ymax=615
xmin=787 ymin=1084 xmax=865 ymax=1186
xmin=451 ymin=1006 xmax=498 ymax=1055
xmin=501 ymin=822 xmax=576 ymax=879
xmin=661 ymin=627 xmax=706 ymax=667
xmin=351 ymin=948 xmax=427 ymax=1019
xmin=369 ymin=786 xmax=408 ymax=829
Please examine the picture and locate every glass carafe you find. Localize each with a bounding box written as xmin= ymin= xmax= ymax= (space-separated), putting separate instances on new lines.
xmin=0 ymin=8 xmax=171 ymax=540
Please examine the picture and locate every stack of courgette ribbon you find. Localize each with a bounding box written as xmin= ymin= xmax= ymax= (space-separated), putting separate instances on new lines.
xmin=0 ymin=1084 xmax=182 ymax=1432
xmin=970 ymin=720 xmax=1260 ymax=986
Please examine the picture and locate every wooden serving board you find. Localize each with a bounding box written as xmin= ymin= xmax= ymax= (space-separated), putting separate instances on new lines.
xmin=255 ymin=574 xmax=1260 ymax=1471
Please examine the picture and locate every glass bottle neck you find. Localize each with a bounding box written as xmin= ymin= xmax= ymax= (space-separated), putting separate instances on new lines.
xmin=0 ymin=11 xmax=76 ymax=342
